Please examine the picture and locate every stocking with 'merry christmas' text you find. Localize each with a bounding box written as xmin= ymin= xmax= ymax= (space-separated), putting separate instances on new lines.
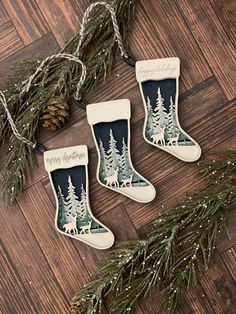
xmin=44 ymin=145 xmax=114 ymax=250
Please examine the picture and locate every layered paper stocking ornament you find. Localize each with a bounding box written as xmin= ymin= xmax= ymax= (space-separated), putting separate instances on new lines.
xmin=136 ymin=57 xmax=201 ymax=162
xmin=44 ymin=145 xmax=114 ymax=250
xmin=87 ymin=99 xmax=156 ymax=203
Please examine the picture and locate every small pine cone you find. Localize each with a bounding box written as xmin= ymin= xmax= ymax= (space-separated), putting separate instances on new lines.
xmin=40 ymin=96 xmax=70 ymax=131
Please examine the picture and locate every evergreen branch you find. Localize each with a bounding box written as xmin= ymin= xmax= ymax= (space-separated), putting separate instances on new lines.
xmin=0 ymin=0 xmax=134 ymax=203
xmin=71 ymin=150 xmax=236 ymax=314
xmin=199 ymin=149 xmax=236 ymax=185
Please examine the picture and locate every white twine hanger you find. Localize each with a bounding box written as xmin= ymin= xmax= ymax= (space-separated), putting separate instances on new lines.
xmin=22 ymin=53 xmax=87 ymax=100
xmin=74 ymin=1 xmax=127 ymax=58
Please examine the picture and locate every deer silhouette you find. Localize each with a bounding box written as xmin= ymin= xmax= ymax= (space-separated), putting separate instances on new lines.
xmin=151 ymin=126 xmax=166 ymax=146
xmin=104 ymin=167 xmax=119 ymax=188
xmin=167 ymin=132 xmax=180 ymax=146
xmin=80 ymin=220 xmax=92 ymax=234
xmin=63 ymin=216 xmax=78 ymax=235
xmin=121 ymin=173 xmax=133 ymax=187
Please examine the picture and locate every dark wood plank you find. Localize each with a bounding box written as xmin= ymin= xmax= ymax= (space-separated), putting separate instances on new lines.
xmin=18 ymin=182 xmax=90 ymax=299
xmin=1 ymin=0 xmax=49 ymax=45
xmin=0 ymin=202 xmax=69 ymax=313
xmin=69 ymin=0 xmax=89 ymax=20
xmin=217 ymin=208 xmax=236 ymax=254
xmin=177 ymin=287 xmax=214 ymax=314
xmin=0 ymin=21 xmax=23 ymax=62
xmin=102 ymin=205 xmax=156 ymax=314
xmin=0 ymin=1 xmax=9 ymax=25
xmin=0 ymin=32 xmax=59 ymax=81
xmin=0 ymin=243 xmax=37 ymax=313
xmin=36 ymin=0 xmax=81 ymax=47
xmin=200 ymin=253 xmax=236 ymax=313
xmin=221 ymin=246 xmax=236 ymax=282
xmin=210 ymin=0 xmax=236 ymax=49
xmin=225 ymin=299 xmax=236 ymax=314
xmin=176 ymin=0 xmax=236 ymax=100
xmin=131 ymin=0 xmax=212 ymax=90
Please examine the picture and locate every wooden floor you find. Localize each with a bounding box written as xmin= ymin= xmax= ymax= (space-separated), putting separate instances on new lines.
xmin=0 ymin=0 xmax=236 ymax=313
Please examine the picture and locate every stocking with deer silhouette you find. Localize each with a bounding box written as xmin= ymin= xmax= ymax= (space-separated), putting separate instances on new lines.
xmin=86 ymin=99 xmax=156 ymax=203
xmin=136 ymin=57 xmax=201 ymax=162
xmin=44 ymin=145 xmax=114 ymax=250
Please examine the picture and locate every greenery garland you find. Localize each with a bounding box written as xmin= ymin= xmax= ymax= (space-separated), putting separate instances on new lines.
xmin=0 ymin=0 xmax=134 ymax=203
xmin=71 ymin=150 xmax=236 ymax=313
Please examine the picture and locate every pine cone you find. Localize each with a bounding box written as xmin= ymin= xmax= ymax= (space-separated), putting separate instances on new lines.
xmin=40 ymin=96 xmax=70 ymax=131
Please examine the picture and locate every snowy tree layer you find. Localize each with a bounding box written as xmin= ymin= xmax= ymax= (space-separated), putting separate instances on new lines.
xmin=98 ymin=129 xmax=133 ymax=181
xmin=145 ymin=86 xmax=194 ymax=146
xmin=57 ymin=177 xmax=89 ymax=227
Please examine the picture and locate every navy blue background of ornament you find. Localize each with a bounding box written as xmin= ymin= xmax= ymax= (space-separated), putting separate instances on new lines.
xmin=51 ymin=165 xmax=86 ymax=198
xmin=141 ymin=79 xmax=176 ymax=112
xmin=93 ymin=119 xmax=128 ymax=153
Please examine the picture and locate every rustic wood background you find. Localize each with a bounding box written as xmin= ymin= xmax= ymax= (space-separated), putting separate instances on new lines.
xmin=0 ymin=0 xmax=236 ymax=313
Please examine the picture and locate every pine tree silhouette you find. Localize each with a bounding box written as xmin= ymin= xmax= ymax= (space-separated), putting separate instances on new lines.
xmin=65 ymin=175 xmax=80 ymax=219
xmin=146 ymin=96 xmax=154 ymax=138
xmin=153 ymin=87 xmax=167 ymax=133
xmin=120 ymin=138 xmax=132 ymax=179
xmin=78 ymin=184 xmax=87 ymax=220
xmin=106 ymin=129 xmax=120 ymax=172
xmin=167 ymin=96 xmax=178 ymax=137
xmin=99 ymin=139 xmax=110 ymax=180
xmin=57 ymin=185 xmax=67 ymax=228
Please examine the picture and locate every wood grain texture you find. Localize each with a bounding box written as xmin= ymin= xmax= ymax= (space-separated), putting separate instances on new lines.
xmin=1 ymin=0 xmax=236 ymax=313
xmin=0 ymin=244 xmax=37 ymax=314
xmin=200 ymin=254 xmax=236 ymax=313
xmin=0 ymin=1 xmax=9 ymax=25
xmin=176 ymin=0 xmax=236 ymax=100
xmin=221 ymin=246 xmax=236 ymax=282
xmin=0 ymin=202 xmax=69 ymax=313
xmin=0 ymin=32 xmax=59 ymax=81
xmin=210 ymin=0 xmax=236 ymax=48
xmin=217 ymin=208 xmax=236 ymax=253
xmin=1 ymin=0 xmax=49 ymax=45
xmin=134 ymin=0 xmax=212 ymax=90
xmin=35 ymin=0 xmax=81 ymax=47
xmin=0 ymin=21 xmax=23 ymax=62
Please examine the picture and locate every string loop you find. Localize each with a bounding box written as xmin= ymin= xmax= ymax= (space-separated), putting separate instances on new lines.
xmin=22 ymin=53 xmax=87 ymax=100
xmin=75 ymin=2 xmax=127 ymax=57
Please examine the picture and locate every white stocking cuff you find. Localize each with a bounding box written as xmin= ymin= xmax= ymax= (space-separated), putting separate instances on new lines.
xmin=136 ymin=57 xmax=180 ymax=82
xmin=87 ymin=99 xmax=131 ymax=125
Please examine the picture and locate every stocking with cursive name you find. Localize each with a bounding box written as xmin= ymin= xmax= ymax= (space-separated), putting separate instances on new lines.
xmin=44 ymin=145 xmax=114 ymax=250
xmin=136 ymin=57 xmax=201 ymax=162
xmin=87 ymin=99 xmax=156 ymax=203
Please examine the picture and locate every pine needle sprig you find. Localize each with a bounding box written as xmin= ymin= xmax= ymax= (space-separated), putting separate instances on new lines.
xmin=71 ymin=150 xmax=236 ymax=314
xmin=199 ymin=149 xmax=236 ymax=185
xmin=0 ymin=0 xmax=134 ymax=203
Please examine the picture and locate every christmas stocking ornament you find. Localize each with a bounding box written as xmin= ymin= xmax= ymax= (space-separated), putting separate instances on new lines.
xmin=136 ymin=57 xmax=201 ymax=162
xmin=87 ymin=99 xmax=156 ymax=203
xmin=44 ymin=145 xmax=114 ymax=250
